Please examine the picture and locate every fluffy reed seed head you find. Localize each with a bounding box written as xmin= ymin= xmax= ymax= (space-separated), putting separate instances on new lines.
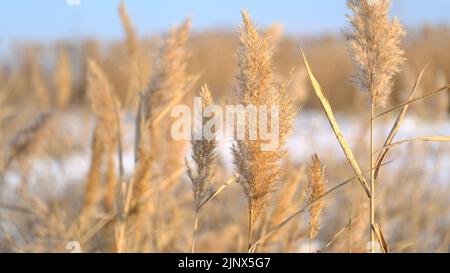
xmin=119 ymin=1 xmax=138 ymax=57
xmin=28 ymin=49 xmax=50 ymax=109
xmin=104 ymin=143 xmax=117 ymax=212
xmin=264 ymin=23 xmax=284 ymax=49
xmin=346 ymin=0 xmax=406 ymax=108
xmin=54 ymin=46 xmax=72 ymax=108
xmin=86 ymin=59 xmax=120 ymax=143
xmin=85 ymin=60 xmax=120 ymax=213
xmin=307 ymin=154 xmax=326 ymax=240
xmin=140 ymin=18 xmax=192 ymax=183
xmin=83 ymin=128 xmax=105 ymax=212
xmin=232 ymin=10 xmax=296 ymax=224
xmin=130 ymin=154 xmax=153 ymax=214
xmin=145 ymin=18 xmax=191 ymax=121
xmin=186 ymin=85 xmax=217 ymax=210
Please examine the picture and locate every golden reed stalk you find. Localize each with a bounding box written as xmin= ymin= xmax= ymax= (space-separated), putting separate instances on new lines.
xmin=346 ymin=0 xmax=406 ymax=253
xmin=233 ymin=10 xmax=296 ymax=252
xmin=186 ymin=84 xmax=217 ymax=253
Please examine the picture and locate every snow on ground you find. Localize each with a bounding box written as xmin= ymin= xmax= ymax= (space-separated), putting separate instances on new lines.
xmin=3 ymin=110 xmax=449 ymax=194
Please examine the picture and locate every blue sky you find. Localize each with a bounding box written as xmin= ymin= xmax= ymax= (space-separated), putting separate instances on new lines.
xmin=0 ymin=0 xmax=449 ymax=43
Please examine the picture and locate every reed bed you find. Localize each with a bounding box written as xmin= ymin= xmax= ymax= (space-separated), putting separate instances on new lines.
xmin=0 ymin=0 xmax=449 ymax=253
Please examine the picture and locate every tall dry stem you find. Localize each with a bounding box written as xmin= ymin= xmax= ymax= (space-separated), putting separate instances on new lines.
xmin=346 ymin=0 xmax=406 ymax=252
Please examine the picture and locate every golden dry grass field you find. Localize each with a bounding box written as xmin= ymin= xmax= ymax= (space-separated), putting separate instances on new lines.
xmin=0 ymin=0 xmax=449 ymax=253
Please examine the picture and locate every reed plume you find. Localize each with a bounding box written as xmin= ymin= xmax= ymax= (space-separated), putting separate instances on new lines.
xmin=130 ymin=19 xmax=192 ymax=250
xmin=54 ymin=46 xmax=72 ymax=108
xmin=119 ymin=1 xmax=138 ymax=58
xmin=232 ymin=10 xmax=296 ymax=251
xmin=307 ymin=154 xmax=325 ymax=252
xmin=187 ymin=85 xmax=217 ymax=209
xmin=131 ymin=155 xmax=153 ymax=212
xmin=104 ymin=141 xmax=118 ymax=212
xmin=144 ymin=18 xmax=191 ymax=124
xmin=84 ymin=60 xmax=120 ymax=215
xmin=138 ymin=18 xmax=192 ymax=176
xmin=83 ymin=130 xmax=104 ymax=212
xmin=86 ymin=60 xmax=120 ymax=133
xmin=265 ymin=23 xmax=284 ymax=49
xmin=346 ymin=0 xmax=406 ymax=108
xmin=28 ymin=49 xmax=50 ymax=109
xmin=346 ymin=0 xmax=406 ymax=252
xmin=186 ymin=84 xmax=217 ymax=252
xmin=128 ymin=153 xmax=153 ymax=251
xmin=119 ymin=1 xmax=147 ymax=109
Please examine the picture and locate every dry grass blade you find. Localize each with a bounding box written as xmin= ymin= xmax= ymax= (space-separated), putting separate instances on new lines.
xmin=320 ymin=214 xmax=362 ymax=252
xmin=0 ymin=202 xmax=34 ymax=215
xmin=374 ymin=65 xmax=428 ymax=179
xmin=198 ymin=175 xmax=237 ymax=210
xmin=302 ymin=50 xmax=371 ymax=198
xmin=375 ymin=136 xmax=450 ymax=154
xmin=376 ymin=84 xmax=450 ymax=119
xmin=250 ymin=176 xmax=350 ymax=252
xmin=372 ymin=223 xmax=389 ymax=253
xmin=119 ymin=1 xmax=137 ymax=57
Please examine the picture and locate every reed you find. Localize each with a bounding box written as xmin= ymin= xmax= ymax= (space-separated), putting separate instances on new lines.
xmin=119 ymin=1 xmax=145 ymax=109
xmin=186 ymin=85 xmax=217 ymax=253
xmin=136 ymin=18 xmax=192 ymax=165
xmin=54 ymin=46 xmax=72 ymax=108
xmin=233 ymin=10 xmax=296 ymax=252
xmin=346 ymin=0 xmax=406 ymax=253
xmin=1 ymin=2 xmax=449 ymax=254
xmin=119 ymin=1 xmax=138 ymax=58
xmin=307 ymin=154 xmax=325 ymax=253
xmin=84 ymin=60 xmax=121 ymax=215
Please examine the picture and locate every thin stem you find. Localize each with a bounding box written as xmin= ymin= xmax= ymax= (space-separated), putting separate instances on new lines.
xmin=375 ymin=85 xmax=449 ymax=119
xmin=134 ymin=94 xmax=143 ymax=164
xmin=320 ymin=214 xmax=362 ymax=253
xmin=374 ymin=136 xmax=450 ymax=154
xmin=348 ymin=178 xmax=353 ymax=253
xmin=191 ymin=210 xmax=199 ymax=253
xmin=191 ymin=176 xmax=236 ymax=253
xmin=248 ymin=206 xmax=253 ymax=253
xmin=198 ymin=176 xmax=236 ymax=210
xmin=113 ymin=97 xmax=124 ymax=180
xmin=370 ymin=102 xmax=376 ymax=253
